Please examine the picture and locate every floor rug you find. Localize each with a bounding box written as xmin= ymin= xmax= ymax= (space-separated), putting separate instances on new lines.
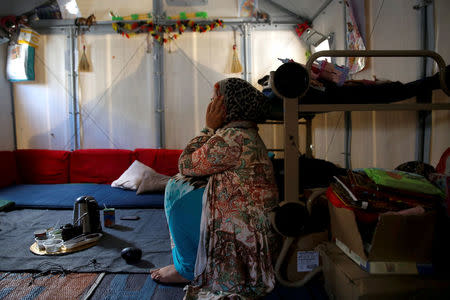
xmin=89 ymin=273 xmax=329 ymax=300
xmin=0 ymin=209 xmax=172 ymax=273
xmin=89 ymin=273 xmax=185 ymax=300
xmin=0 ymin=272 xmax=98 ymax=300
xmin=0 ymin=272 xmax=328 ymax=300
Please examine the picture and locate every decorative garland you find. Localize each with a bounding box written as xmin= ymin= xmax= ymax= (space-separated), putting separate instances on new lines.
xmin=111 ymin=13 xmax=225 ymax=44
xmin=295 ymin=22 xmax=310 ymax=38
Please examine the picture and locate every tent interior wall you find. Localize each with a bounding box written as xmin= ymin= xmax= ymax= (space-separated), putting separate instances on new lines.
xmin=0 ymin=0 xmax=449 ymax=170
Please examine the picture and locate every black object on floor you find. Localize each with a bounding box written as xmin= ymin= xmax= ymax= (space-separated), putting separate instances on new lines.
xmin=121 ymin=247 xmax=143 ymax=264
xmin=120 ymin=215 xmax=140 ymax=220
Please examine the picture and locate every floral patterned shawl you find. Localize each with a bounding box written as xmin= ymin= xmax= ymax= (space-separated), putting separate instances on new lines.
xmin=179 ymin=121 xmax=279 ymax=299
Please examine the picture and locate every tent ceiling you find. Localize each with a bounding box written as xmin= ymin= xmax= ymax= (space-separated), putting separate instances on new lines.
xmin=0 ymin=0 xmax=330 ymax=23
xmin=0 ymin=0 xmax=49 ymax=16
xmin=263 ymin=0 xmax=331 ymax=21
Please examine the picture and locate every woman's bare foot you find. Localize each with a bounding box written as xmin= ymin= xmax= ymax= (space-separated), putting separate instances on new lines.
xmin=150 ymin=265 xmax=189 ymax=284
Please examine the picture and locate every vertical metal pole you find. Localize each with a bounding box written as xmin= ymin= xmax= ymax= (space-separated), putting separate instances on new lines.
xmin=343 ymin=1 xmax=351 ymax=169
xmin=305 ymin=117 xmax=313 ymax=158
xmin=284 ymin=97 xmax=299 ymax=202
xmin=242 ymin=24 xmax=252 ymax=82
xmin=154 ymin=0 xmax=165 ymax=148
xmin=423 ymin=1 xmax=434 ymax=163
xmin=328 ymin=32 xmax=336 ymax=65
xmin=344 ymin=111 xmax=352 ymax=169
xmin=69 ymin=27 xmax=80 ymax=150
xmin=9 ymin=82 xmax=17 ymax=150
xmin=343 ymin=1 xmax=348 ymax=70
xmin=416 ymin=1 xmax=434 ymax=163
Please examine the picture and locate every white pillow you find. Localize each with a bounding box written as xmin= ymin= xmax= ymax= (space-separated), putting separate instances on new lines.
xmin=136 ymin=169 xmax=170 ymax=194
xmin=111 ymin=160 xmax=151 ymax=190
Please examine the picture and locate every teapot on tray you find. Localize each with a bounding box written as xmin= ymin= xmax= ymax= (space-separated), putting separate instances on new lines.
xmin=73 ymin=195 xmax=102 ymax=234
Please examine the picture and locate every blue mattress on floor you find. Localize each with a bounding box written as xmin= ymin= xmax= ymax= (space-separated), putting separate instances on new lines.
xmin=0 ymin=184 xmax=165 ymax=209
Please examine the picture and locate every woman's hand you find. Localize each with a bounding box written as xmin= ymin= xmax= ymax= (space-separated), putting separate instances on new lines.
xmin=206 ymin=96 xmax=226 ymax=130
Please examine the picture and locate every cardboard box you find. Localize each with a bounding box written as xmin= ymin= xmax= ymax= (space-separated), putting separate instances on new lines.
xmin=319 ymin=242 xmax=450 ymax=300
xmin=328 ymin=202 xmax=436 ymax=274
xmin=285 ymin=231 xmax=328 ymax=281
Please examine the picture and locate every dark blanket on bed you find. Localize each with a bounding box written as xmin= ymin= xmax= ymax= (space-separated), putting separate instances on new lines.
xmin=0 ymin=209 xmax=172 ymax=273
xmin=0 ymin=184 xmax=165 ymax=209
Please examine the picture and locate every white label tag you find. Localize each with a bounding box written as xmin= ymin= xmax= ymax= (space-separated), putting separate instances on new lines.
xmin=297 ymin=251 xmax=319 ymax=272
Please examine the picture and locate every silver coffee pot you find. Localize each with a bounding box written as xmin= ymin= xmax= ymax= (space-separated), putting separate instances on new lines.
xmin=73 ymin=196 xmax=102 ymax=234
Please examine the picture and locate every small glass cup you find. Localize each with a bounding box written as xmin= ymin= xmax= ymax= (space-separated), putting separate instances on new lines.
xmin=34 ymin=229 xmax=47 ymax=239
xmin=35 ymin=237 xmax=47 ymax=251
xmin=43 ymin=239 xmax=63 ymax=253
xmin=48 ymin=229 xmax=63 ymax=240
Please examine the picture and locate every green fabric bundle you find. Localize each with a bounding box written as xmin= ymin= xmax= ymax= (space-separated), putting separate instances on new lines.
xmin=364 ymin=168 xmax=445 ymax=198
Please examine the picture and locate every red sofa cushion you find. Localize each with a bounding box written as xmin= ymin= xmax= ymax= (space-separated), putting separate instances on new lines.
xmin=15 ymin=149 xmax=70 ymax=184
xmin=70 ymin=149 xmax=133 ymax=184
xmin=134 ymin=149 xmax=182 ymax=176
xmin=0 ymin=151 xmax=18 ymax=188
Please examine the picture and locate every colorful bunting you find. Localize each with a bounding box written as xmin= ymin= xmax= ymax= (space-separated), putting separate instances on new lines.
xmin=111 ymin=12 xmax=225 ymax=45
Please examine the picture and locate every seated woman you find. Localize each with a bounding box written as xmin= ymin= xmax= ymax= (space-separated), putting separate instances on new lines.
xmin=151 ymin=78 xmax=280 ymax=299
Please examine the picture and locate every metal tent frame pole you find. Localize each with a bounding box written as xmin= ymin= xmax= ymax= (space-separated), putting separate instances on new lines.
xmin=154 ymin=0 xmax=165 ymax=148
xmin=415 ymin=1 xmax=435 ymax=163
xmin=343 ymin=2 xmax=351 ymax=169
xmin=242 ymin=24 xmax=252 ymax=82
xmin=9 ymin=82 xmax=17 ymax=150
xmin=68 ymin=27 xmax=80 ymax=150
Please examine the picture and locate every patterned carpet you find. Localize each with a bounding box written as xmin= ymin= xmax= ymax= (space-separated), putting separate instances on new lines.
xmin=90 ymin=273 xmax=185 ymax=300
xmin=0 ymin=272 xmax=98 ymax=300
xmin=89 ymin=274 xmax=328 ymax=300
xmin=0 ymin=272 xmax=327 ymax=300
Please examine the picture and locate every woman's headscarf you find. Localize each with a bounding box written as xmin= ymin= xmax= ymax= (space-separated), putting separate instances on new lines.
xmin=217 ymin=78 xmax=271 ymax=124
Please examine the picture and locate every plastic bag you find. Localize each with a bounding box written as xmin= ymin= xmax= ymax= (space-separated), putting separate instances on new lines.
xmin=6 ymin=27 xmax=39 ymax=82
xmin=17 ymin=27 xmax=40 ymax=48
xmin=6 ymin=43 xmax=35 ymax=81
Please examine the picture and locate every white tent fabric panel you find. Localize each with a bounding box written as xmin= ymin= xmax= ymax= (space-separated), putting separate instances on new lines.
xmin=272 ymin=0 xmax=328 ymax=19
xmin=310 ymin=0 xmax=425 ymax=169
xmin=163 ymin=29 xmax=310 ymax=152
xmin=13 ymin=34 xmax=72 ymax=150
xmin=0 ymin=44 xmax=15 ymax=151
xmin=164 ymin=31 xmax=238 ymax=149
xmin=251 ymin=30 xmax=308 ymax=86
xmin=355 ymin=0 xmax=421 ymax=169
xmin=309 ymin=0 xmax=347 ymax=167
xmin=78 ymin=34 xmax=158 ymax=149
xmin=251 ymin=29 xmax=308 ymax=157
xmin=6 ymin=0 xmax=448 ymax=168
xmin=311 ymin=0 xmax=346 ymax=65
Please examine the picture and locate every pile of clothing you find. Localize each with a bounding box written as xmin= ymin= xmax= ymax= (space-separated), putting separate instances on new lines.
xmin=326 ymin=154 xmax=450 ymax=264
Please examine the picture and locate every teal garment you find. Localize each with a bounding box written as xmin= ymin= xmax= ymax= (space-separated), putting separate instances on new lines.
xmin=164 ymin=178 xmax=204 ymax=281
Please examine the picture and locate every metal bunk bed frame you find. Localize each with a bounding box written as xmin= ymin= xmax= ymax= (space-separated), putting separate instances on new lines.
xmin=270 ymin=49 xmax=450 ymax=287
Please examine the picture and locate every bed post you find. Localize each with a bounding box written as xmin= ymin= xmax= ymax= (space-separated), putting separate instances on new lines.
xmin=270 ymin=62 xmax=310 ymax=202
xmin=270 ymin=62 xmax=321 ymax=287
xmin=283 ymin=96 xmax=299 ymax=202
